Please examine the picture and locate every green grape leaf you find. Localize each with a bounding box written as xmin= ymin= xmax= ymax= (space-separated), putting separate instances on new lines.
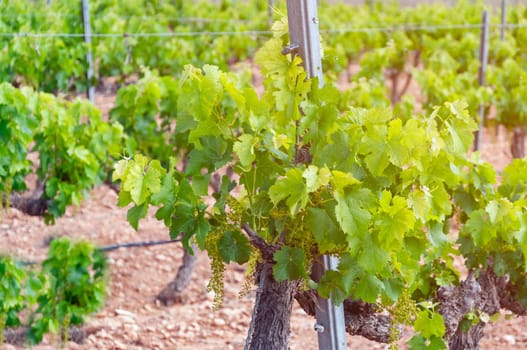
xmin=233 ymin=134 xmax=257 ymax=172
xmin=269 ymin=168 xmax=308 ymax=216
xmin=513 ymin=211 xmax=527 ymax=268
xmin=303 ymin=165 xmax=331 ymax=193
xmin=414 ymin=310 xmax=446 ymax=338
xmin=408 ymin=335 xmax=447 ymax=350
xmin=358 ymin=239 xmax=390 ymax=275
xmin=376 ymin=190 xmax=416 ymax=248
xmin=191 ymin=174 xmax=211 ymax=196
xmin=464 ymin=209 xmax=497 ymax=247
xmin=169 ymin=202 xmax=195 ymax=241
xmin=362 ymin=131 xmax=390 ymax=176
xmin=273 ymin=246 xmax=308 ymax=281
xmin=331 ymin=170 xmax=361 ymax=194
xmin=127 ymin=204 xmax=148 ymax=231
xmin=499 ymin=158 xmax=527 ymax=201
xmin=152 ymin=174 xmax=178 ymax=227
xmin=121 ymin=155 xmax=164 ymax=205
xmin=427 ymin=221 xmax=449 ymax=251
xmin=408 ymin=188 xmax=428 ymax=222
xmin=409 ymin=184 xmax=452 ymax=222
xmin=337 ymin=253 xmax=361 ymax=294
xmin=383 ymin=278 xmax=404 ymax=302
xmin=194 ymin=212 xmax=212 ymax=250
xmin=317 ymin=270 xmax=347 ymax=305
xmin=443 ymin=114 xmax=476 ymax=154
xmin=179 ymin=64 xmax=223 ymax=125
xmin=334 ymin=188 xmax=375 ymax=240
xmin=219 ymin=230 xmax=251 ymax=264
xmin=387 ymin=118 xmax=410 ymax=167
xmin=255 ymin=38 xmax=289 ymax=77
xmin=354 ymin=274 xmax=384 ymax=303
xmin=185 ymin=136 xmax=231 ymax=176
xmin=112 ymin=159 xmax=129 ymax=182
xmin=306 ymin=206 xmax=346 ymax=253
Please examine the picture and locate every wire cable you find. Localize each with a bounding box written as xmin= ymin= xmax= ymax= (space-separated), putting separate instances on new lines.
xmin=1 ymin=23 xmax=526 ymax=39
xmin=0 ymin=30 xmax=273 ymax=38
xmin=0 ymin=12 xmax=255 ymax=23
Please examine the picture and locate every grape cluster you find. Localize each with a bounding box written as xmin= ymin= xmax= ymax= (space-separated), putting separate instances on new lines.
xmin=239 ymin=249 xmax=261 ymax=298
xmin=204 ymin=227 xmax=226 ymax=310
xmin=388 ymin=288 xmax=418 ymax=349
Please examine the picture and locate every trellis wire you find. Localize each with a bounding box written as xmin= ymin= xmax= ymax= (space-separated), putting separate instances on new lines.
xmin=1 ymin=23 xmax=526 ymax=39
xmin=0 ymin=30 xmax=273 ymax=38
xmin=322 ymin=22 xmax=527 ymax=34
xmin=0 ymin=12 xmax=253 ymax=23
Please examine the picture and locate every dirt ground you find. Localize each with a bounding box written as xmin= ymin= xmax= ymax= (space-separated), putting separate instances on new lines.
xmin=2 ymin=71 xmax=527 ymax=350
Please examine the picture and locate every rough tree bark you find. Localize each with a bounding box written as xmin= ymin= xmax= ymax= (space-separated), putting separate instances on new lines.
xmin=246 ymin=263 xmax=300 ymax=350
xmin=1 ymin=180 xmax=49 ymax=216
xmin=438 ymin=267 xmax=527 ymax=350
xmin=4 ymin=325 xmax=96 ymax=345
xmin=295 ymin=290 xmax=392 ymax=343
xmin=510 ymin=126 xmax=526 ymax=159
xmin=156 ymin=246 xmax=198 ymax=306
xmin=242 ymin=224 xmax=393 ymax=348
xmin=388 ymin=50 xmax=421 ymax=105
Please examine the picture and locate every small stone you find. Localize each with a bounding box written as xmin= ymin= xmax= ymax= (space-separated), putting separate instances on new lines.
xmin=124 ymin=323 xmax=140 ymax=333
xmin=503 ymin=334 xmax=516 ymax=345
xmin=97 ymin=329 xmax=110 ymax=339
xmin=115 ymin=308 xmax=136 ymax=319
xmin=161 ymin=330 xmax=170 ymax=339
xmin=190 ymin=321 xmax=200 ymax=329
xmin=125 ymin=330 xmax=139 ymax=342
xmin=113 ymin=340 xmax=126 ymax=349
xmin=155 ymin=254 xmax=167 ymax=261
xmin=213 ymin=318 xmax=226 ymax=327
xmin=213 ymin=329 xmax=225 ymax=337
xmin=166 ymin=323 xmax=177 ymax=331
xmin=118 ymin=315 xmax=136 ymax=324
xmin=160 ymin=265 xmax=172 ymax=272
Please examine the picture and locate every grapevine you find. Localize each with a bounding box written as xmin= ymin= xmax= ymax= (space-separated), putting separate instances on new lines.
xmin=113 ymin=22 xmax=527 ymax=348
xmin=2 ymin=0 xmax=527 ymax=348
xmin=0 ymin=238 xmax=107 ymax=346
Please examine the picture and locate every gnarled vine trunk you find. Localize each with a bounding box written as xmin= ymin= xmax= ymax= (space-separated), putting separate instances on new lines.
xmin=246 ymin=263 xmax=300 ymax=350
xmin=242 ymin=223 xmax=393 ymax=347
xmin=2 ymin=180 xmax=49 ymax=216
xmin=295 ymin=290 xmax=392 ymax=344
xmin=156 ymin=247 xmax=198 ymax=306
xmin=439 ymin=268 xmax=527 ymax=350
xmin=511 ymin=126 xmax=526 ymax=159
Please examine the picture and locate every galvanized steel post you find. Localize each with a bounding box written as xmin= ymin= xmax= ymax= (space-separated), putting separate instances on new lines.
xmin=285 ymin=2 xmax=347 ymax=349
xmin=474 ymin=10 xmax=489 ymax=151
xmin=82 ymin=0 xmax=95 ymax=103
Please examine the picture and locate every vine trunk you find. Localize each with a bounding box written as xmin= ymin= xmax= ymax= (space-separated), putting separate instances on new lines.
xmin=246 ymin=263 xmax=300 ymax=350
